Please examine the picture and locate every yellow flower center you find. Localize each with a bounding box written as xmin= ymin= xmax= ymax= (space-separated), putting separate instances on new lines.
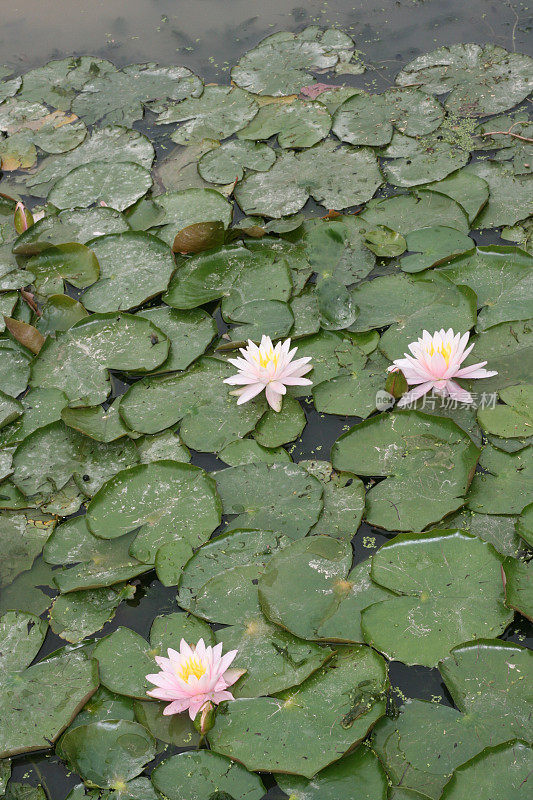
xmin=427 ymin=342 xmax=451 ymax=366
xmin=256 ymin=348 xmax=279 ymax=369
xmin=177 ymin=656 xmax=206 ymax=682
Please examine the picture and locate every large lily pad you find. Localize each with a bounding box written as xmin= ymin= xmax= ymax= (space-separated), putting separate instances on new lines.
xmin=13 ymin=208 xmax=130 ymax=253
xmin=238 ymin=98 xmax=331 ymax=148
xmin=259 ymin=536 xmax=393 ymax=642
xmin=48 ymin=161 xmax=152 ymax=212
xmin=31 ymin=312 xmax=169 ymax=406
xmin=396 ymin=44 xmax=533 ymax=116
xmin=332 ymin=411 xmax=480 ymax=531
xmin=381 ymin=132 xmax=469 ymax=188
xmin=86 ymin=460 xmax=221 ymax=563
xmin=440 ymin=740 xmax=533 ymax=800
xmin=157 ymin=85 xmax=258 ymax=144
xmin=360 ymin=190 xmax=469 ymax=234
xmin=235 ymin=141 xmax=382 ymax=217
xmin=81 ymin=232 xmax=174 ymax=312
xmin=208 ymin=645 xmax=388 ymax=777
xmin=151 ymin=751 xmax=265 ymax=800
xmin=466 ymin=161 xmax=532 ymax=228
xmin=424 ymin=168 xmax=489 ymax=225
xmin=468 ymin=444 xmax=532 ymax=515
xmin=49 ymin=584 xmax=134 ymax=643
xmin=18 ymin=56 xmax=117 ymax=109
xmin=214 ymin=461 xmax=323 ymax=538
xmin=361 ymin=530 xmax=511 ymax=666
xmin=503 ymin=557 xmax=532 ymax=621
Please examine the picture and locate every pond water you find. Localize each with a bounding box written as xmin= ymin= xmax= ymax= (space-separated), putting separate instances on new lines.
xmin=1 ymin=1 xmax=532 ymax=799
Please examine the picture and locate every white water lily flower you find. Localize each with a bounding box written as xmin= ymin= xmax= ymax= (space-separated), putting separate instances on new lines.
xmin=389 ymin=328 xmax=497 ymax=407
xmin=224 ymin=335 xmax=313 ymax=412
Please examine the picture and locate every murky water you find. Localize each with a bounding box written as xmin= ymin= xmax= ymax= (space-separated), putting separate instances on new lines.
xmin=4 ymin=1 xmax=532 ymax=798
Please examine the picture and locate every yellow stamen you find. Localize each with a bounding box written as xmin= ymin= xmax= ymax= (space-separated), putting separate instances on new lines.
xmin=255 ymin=348 xmax=279 ymax=369
xmin=427 ymin=342 xmax=451 ymax=366
xmin=176 ymin=656 xmax=206 ymax=682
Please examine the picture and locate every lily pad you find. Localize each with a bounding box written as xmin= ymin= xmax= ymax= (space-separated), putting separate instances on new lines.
xmin=133 ymin=700 xmax=199 ymax=748
xmin=360 ymin=190 xmax=469 ymax=235
xmin=31 ymin=312 xmax=169 ymax=406
xmin=208 ymin=645 xmax=388 ymax=777
xmin=235 ymin=141 xmax=382 ymax=217
xmin=57 ymin=719 xmax=156 ymax=788
xmin=259 ymin=536 xmax=393 ymax=642
xmin=13 ymin=208 xmax=130 ymax=253
xmin=303 ymin=461 xmax=365 ymax=539
xmin=503 ymin=557 xmax=532 ymax=621
xmin=0 ymin=340 xmax=31 ymax=398
xmin=332 ymin=411 xmax=480 ymax=531
xmin=25 ymin=242 xmax=100 ymax=290
xmin=19 ymin=57 xmax=117 ymax=110
xmin=516 ymin=502 xmax=533 ymax=547
xmin=219 ymin=438 xmax=291 ymax=466
xmin=468 ymin=444 xmax=532 ymax=515
xmin=439 ymin=740 xmax=533 ymax=800
xmin=135 ymin=307 xmax=216 ymax=373
xmin=62 ymin=402 xmax=131 ymax=443
xmin=466 ymin=161 xmax=532 ymax=228
xmin=477 ymin=384 xmax=533 ymax=438
xmin=86 ymin=460 xmax=221 ymax=563
xmin=396 ymin=44 xmax=533 ymax=116
xmin=198 ymin=139 xmax=275 ymax=184
xmin=49 ymin=584 xmax=135 ymax=643
xmin=214 ymin=461 xmax=323 ymax=538
xmin=361 ymin=530 xmax=511 ymax=667
xmin=0 ymin=388 xmax=68 ymax=447
xmin=157 ymin=85 xmax=258 ymax=145
xmin=381 ymin=132 xmax=469 ymax=188
xmin=0 ymin=510 xmax=56 ymax=587
xmin=154 ymin=188 xmax=232 ymax=246
xmin=401 ymin=226 xmax=474 ymax=272
xmin=151 ymin=751 xmax=265 ymax=800
xmin=253 ymin=395 xmax=306 ymax=447
xmin=48 ymin=161 xmax=152 ymax=212
xmin=424 ymin=169 xmax=489 ymax=224
xmin=0 ymin=610 xmax=47 ymax=675
xmin=81 ymin=232 xmax=174 ymax=312
xmin=92 ymin=627 xmax=159 ymax=700
xmin=238 ymin=98 xmax=331 ymax=148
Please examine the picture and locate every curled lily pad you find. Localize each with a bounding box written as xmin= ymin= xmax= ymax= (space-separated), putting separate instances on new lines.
xmin=157 ymin=85 xmax=258 ymax=145
xmin=208 ymin=645 xmax=388 ymax=778
xmin=151 ymin=751 xmax=265 ymax=800
xmin=86 ymin=460 xmax=221 ymax=563
xmin=396 ymin=44 xmax=533 ymax=116
xmin=48 ymin=160 xmax=152 ymax=212
xmin=57 ymin=719 xmax=156 ymax=788
xmin=332 ymin=411 xmax=480 ymax=531
xmin=31 ymin=312 xmax=169 ymax=406
xmin=361 ymin=530 xmax=511 ymax=667
xmin=81 ymin=232 xmax=175 ymax=312
xmin=25 ymin=242 xmax=100 ymax=289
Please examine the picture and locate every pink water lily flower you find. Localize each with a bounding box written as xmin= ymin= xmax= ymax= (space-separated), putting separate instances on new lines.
xmin=389 ymin=328 xmax=497 ymax=407
xmin=146 ymin=639 xmax=243 ymax=720
xmin=224 ymin=335 xmax=313 ymax=412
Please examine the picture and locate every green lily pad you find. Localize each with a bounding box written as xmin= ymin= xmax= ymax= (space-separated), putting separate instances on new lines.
xmin=332 ymin=411 xmax=480 ymax=531
xmin=332 ymin=88 xmax=443 ymax=147
xmin=464 ymin=321 xmax=533 ymax=400
xmin=62 ymin=401 xmax=131 ymax=443
xmin=48 ymin=161 xmax=152 ymax=212
xmin=27 ymin=125 xmax=154 ymax=197
xmin=360 ymin=190 xmax=469 ymax=235
xmin=363 ymin=226 xmax=406 ymax=257
xmin=208 ymin=645 xmax=388 ymax=778
xmin=0 ymin=646 xmax=98 ymax=758
xmin=259 ymin=536 xmax=393 ymax=642
xmin=86 ymin=460 xmax=221 ymax=563
xmin=49 ymin=584 xmax=135 ymax=643
xmin=71 ymin=64 xmax=202 ymax=127
xmin=214 ymin=461 xmax=323 ymax=537
xmin=381 ymin=132 xmax=469 ymax=188
xmin=136 ymin=307 xmax=217 ymax=373
xmin=218 ymin=438 xmax=291 ymax=466
xmin=92 ymin=627 xmax=158 ymax=700
xmin=0 ymin=610 xmax=47 ymax=674
xmin=396 ymin=44 xmax=533 ymax=116
xmin=133 ymin=700 xmax=199 ymax=748
xmin=0 ymin=340 xmax=31 ymax=398
xmin=157 ymin=85 xmax=258 ymax=145
xmin=198 ymin=139 xmax=275 ymax=184
xmin=136 ymin=430 xmax=190 ymax=464
xmin=0 ymin=388 xmax=68 ymax=447
xmin=154 ymin=538 xmax=194 ymax=587
xmin=13 ymin=208 xmax=130 ymax=253
xmin=231 ymin=28 xmax=353 ymax=96
xmin=503 ymin=557 xmax=532 ymax=621
xmin=294 ymin=216 xmax=376 ymax=286
xmin=468 ymin=444 xmax=532 ymax=515
xmin=11 ymin=420 xmax=138 ymax=499
xmin=439 ymin=740 xmax=533 ymax=800
xmin=0 ymin=391 xmax=22 ymax=431
xmin=516 ymin=502 xmax=533 ymax=547
xmin=401 ymin=226 xmax=474 ymax=272
xmin=238 ymin=98 xmax=331 ymax=148
xmin=312 ymin=350 xmax=387 ymax=418
xmin=466 ymin=161 xmax=532 ymax=228
xmin=81 ymin=232 xmax=174 ymax=312
xmin=361 ymin=530 xmax=511 ymax=667
xmin=349 ymin=272 xmax=476 ymax=360
xmin=0 ymin=510 xmax=56 ymax=587
xmin=154 ymin=188 xmax=232 ymax=246
xmin=276 ymin=746 xmax=388 ymax=800
xmin=303 ymin=461 xmax=365 ymax=539
xmin=436 ymin=508 xmax=521 ymax=557
xmin=235 ymin=141 xmax=382 ymax=217
xmin=151 ymin=751 xmax=265 ymax=800
xmin=25 ymin=243 xmax=100 ymax=290
xmin=18 ymin=56 xmax=117 ymax=109
xmin=31 ymin=312 xmax=170 ymax=406
xmin=0 ymin=557 xmax=57 ymax=616
xmin=57 ymin=719 xmax=156 ymax=788
xmin=44 ymin=516 xmax=150 ymax=593
xmin=253 ymin=395 xmax=306 ymax=447
xmin=477 ymin=384 xmax=533 ymax=438
xmin=424 ymin=169 xmax=489 ymax=224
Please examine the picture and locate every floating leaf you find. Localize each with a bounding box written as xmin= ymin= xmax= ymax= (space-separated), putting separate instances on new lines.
xmin=503 ymin=557 xmax=532 ymax=621
xmin=439 ymin=740 xmax=533 ymax=800
xmin=332 ymin=411 xmax=480 ymax=531
xmin=133 ymin=700 xmax=199 ymax=748
xmin=157 ymin=85 xmax=258 ymax=145
xmin=49 ymin=584 xmax=134 ymax=643
xmin=151 ymin=751 xmax=265 ymax=800
xmin=424 ymin=169 xmax=489 ymax=224
xmin=61 ymin=402 xmax=131 ymax=443
xmin=400 ymin=226 xmax=474 ymax=272
xmin=253 ymin=395 xmax=306 ymax=447
xmin=171 ymin=221 xmax=225 ymax=253
xmin=198 ymin=139 xmax=276 ymax=184
xmin=238 ymin=98 xmax=331 ymax=148
xmin=48 ymin=161 xmax=152 ymax=212
xmin=0 ymin=388 xmax=67 ymax=447
xmin=361 ymin=530 xmax=511 ymax=667
xmin=13 ymin=208 xmax=130 ymax=253
xmin=31 ymin=313 xmax=169 ymax=406
xmin=381 ymin=133 xmax=469 ymax=188
xmin=135 ymin=307 xmax=216 ymax=373
xmin=468 ymin=444 xmax=532 ymax=515
xmin=516 ymin=502 xmax=533 ymax=547
xmin=208 ymin=645 xmax=388 ymax=778
xmin=363 ymin=226 xmax=406 ymax=257
xmin=25 ymin=243 xmax=100 ymax=289
xmin=477 ymin=384 xmax=532 ymax=439
xmin=154 ymin=189 xmax=232 ymax=246
xmin=303 ymin=460 xmax=365 ymax=539
xmin=92 ymin=627 xmax=159 ymax=699
xmin=18 ymin=57 xmax=117 ymax=110
xmin=218 ymin=438 xmax=291 ymax=466
xmin=0 ymin=510 xmax=56 ymax=587
xmin=466 ymin=161 xmax=532 ymax=228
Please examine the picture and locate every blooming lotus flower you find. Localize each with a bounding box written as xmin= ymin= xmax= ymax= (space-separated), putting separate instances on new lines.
xmin=146 ymin=639 xmax=243 ymax=720
xmin=388 ymin=329 xmax=497 ymax=407
xmin=224 ymin=335 xmax=312 ymax=412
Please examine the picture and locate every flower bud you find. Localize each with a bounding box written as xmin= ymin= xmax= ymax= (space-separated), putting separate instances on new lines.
xmin=385 ymin=369 xmax=408 ymax=400
xmin=193 ymin=701 xmax=216 ymax=736
xmin=14 ymin=202 xmax=33 ymax=234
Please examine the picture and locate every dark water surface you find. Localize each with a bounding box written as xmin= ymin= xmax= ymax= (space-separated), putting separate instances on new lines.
xmin=4 ymin=1 xmax=532 ymax=798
